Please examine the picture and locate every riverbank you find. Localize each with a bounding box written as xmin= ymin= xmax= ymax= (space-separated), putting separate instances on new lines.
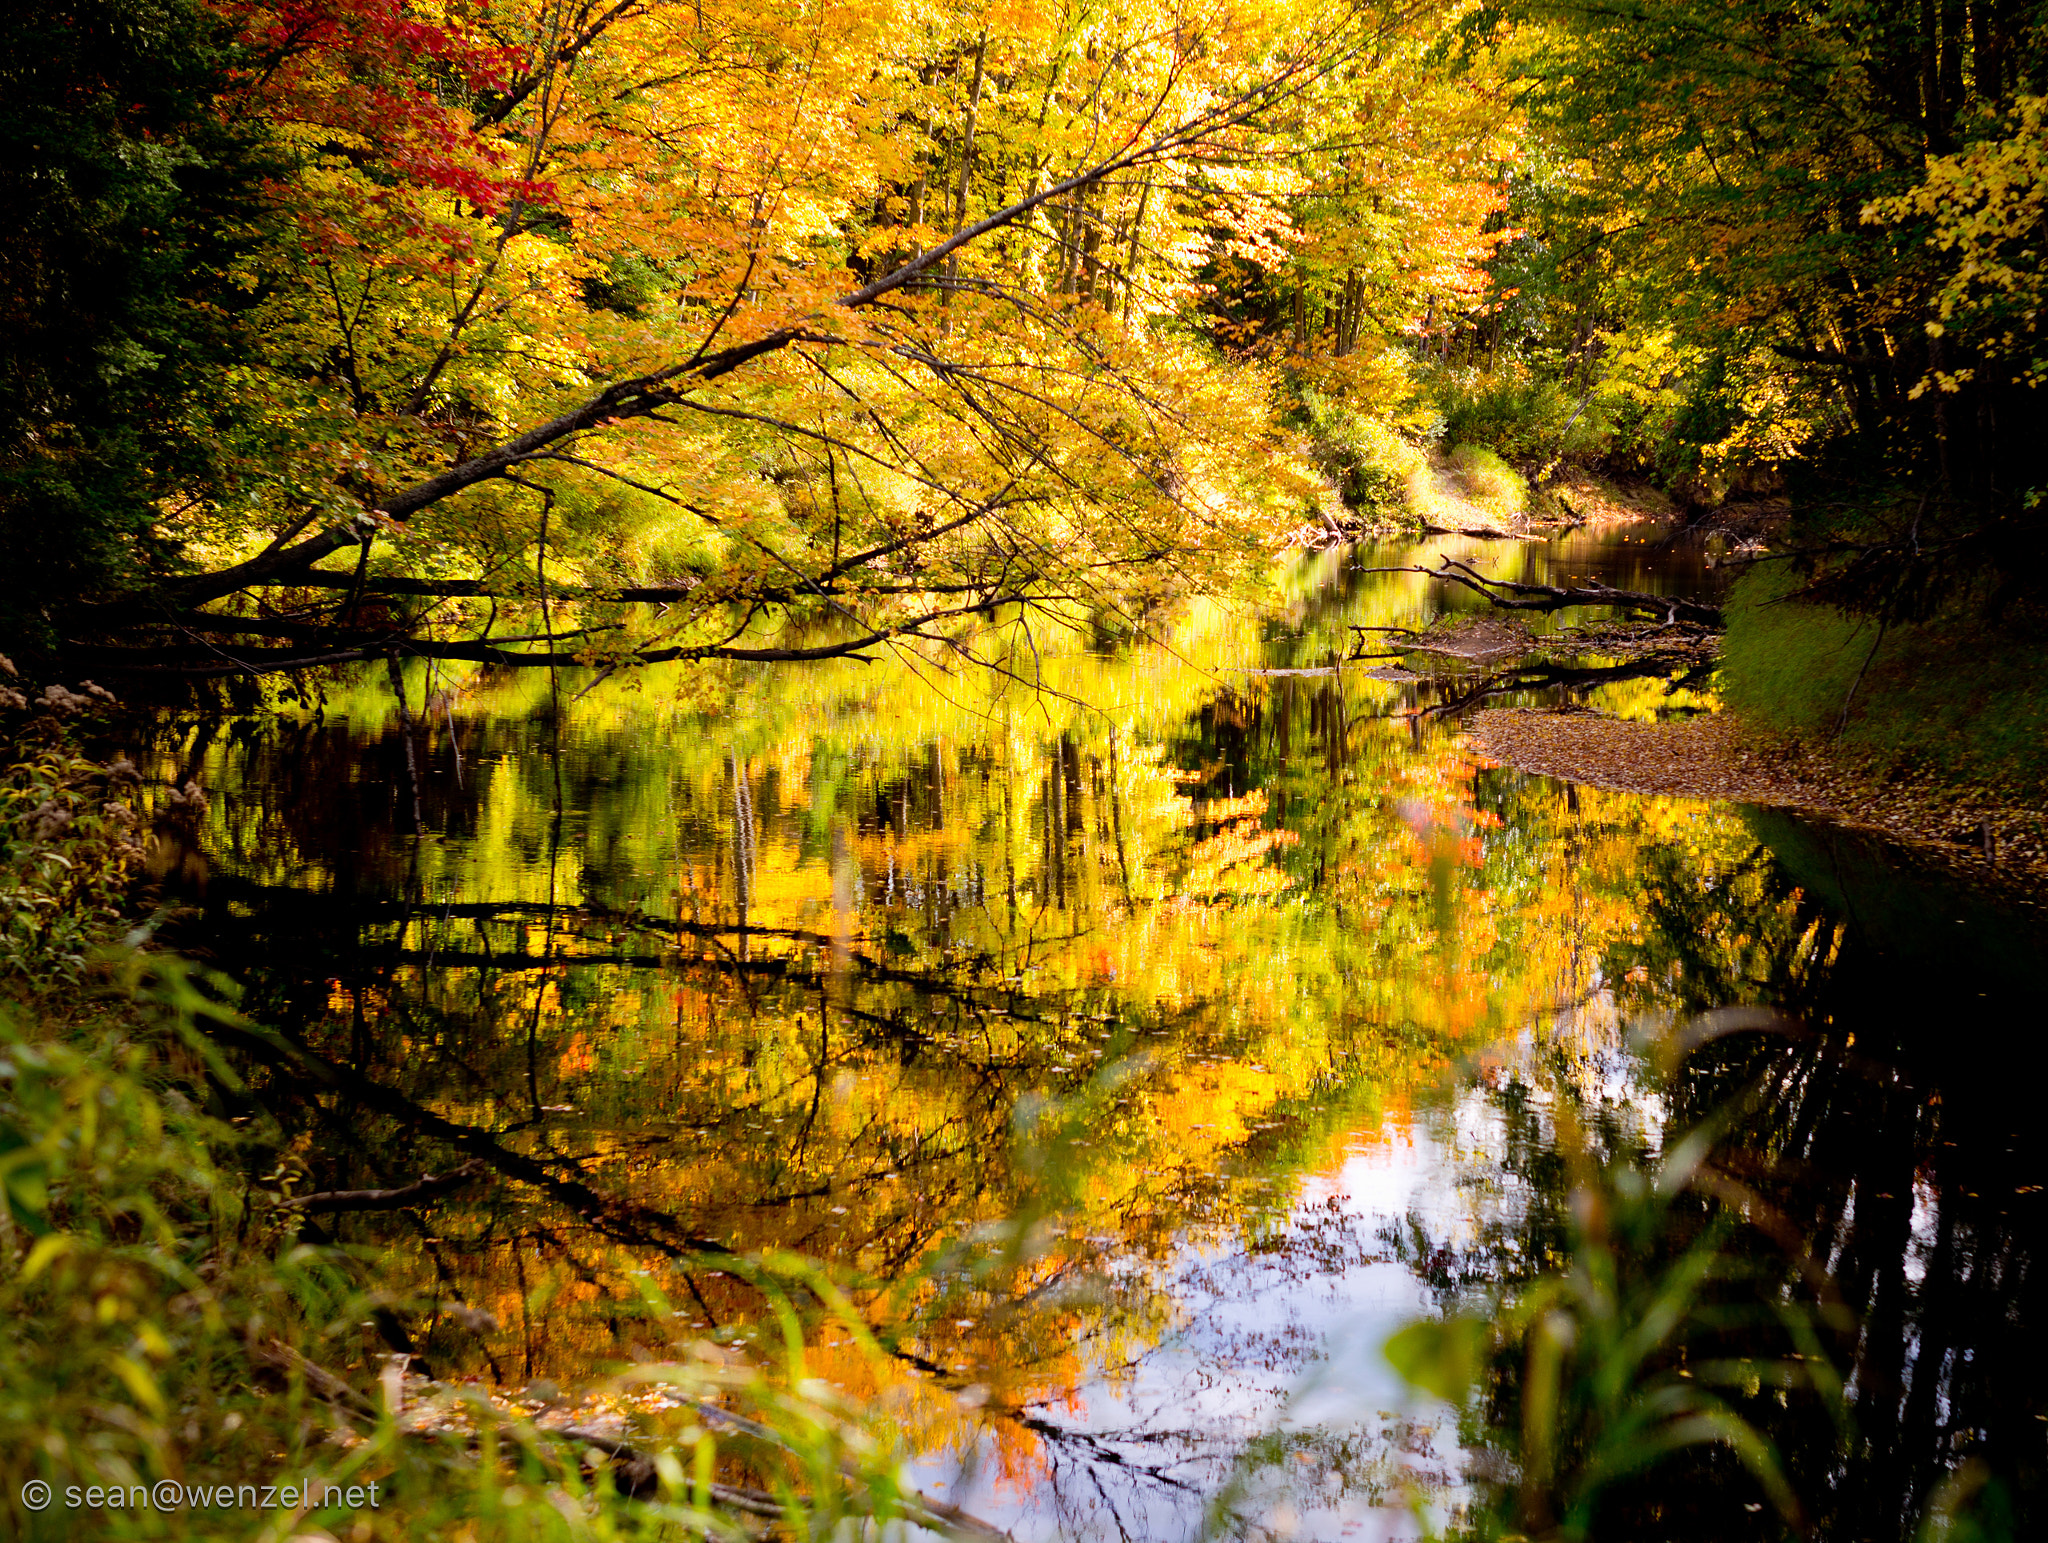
xmin=1720 ymin=566 xmax=2048 ymax=798
xmin=1467 ymin=707 xmax=2048 ymax=895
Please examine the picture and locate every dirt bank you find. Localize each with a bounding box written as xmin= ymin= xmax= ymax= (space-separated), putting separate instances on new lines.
xmin=1467 ymin=707 xmax=2048 ymax=893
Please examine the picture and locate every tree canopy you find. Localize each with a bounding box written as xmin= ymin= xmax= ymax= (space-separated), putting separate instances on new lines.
xmin=3 ymin=0 xmax=2043 ymax=681
xmin=1472 ymin=0 xmax=2048 ymax=612
xmin=1 ymin=0 xmax=1516 ymax=684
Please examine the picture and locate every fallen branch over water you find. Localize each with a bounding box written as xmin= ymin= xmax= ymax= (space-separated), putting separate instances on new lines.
xmin=1414 ymin=655 xmax=1718 ymax=721
xmin=286 ymin=1160 xmax=490 ymax=1213
xmin=252 ymin=1341 xmax=1012 ymax=1537
xmin=1359 ymin=555 xmax=1722 ymax=627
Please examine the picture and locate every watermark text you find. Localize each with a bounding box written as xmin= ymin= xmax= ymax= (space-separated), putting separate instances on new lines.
xmin=20 ymin=1476 xmax=380 ymax=1513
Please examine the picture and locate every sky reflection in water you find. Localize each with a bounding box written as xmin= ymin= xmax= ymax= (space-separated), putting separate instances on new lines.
xmin=142 ymin=526 xmax=2047 ymax=1541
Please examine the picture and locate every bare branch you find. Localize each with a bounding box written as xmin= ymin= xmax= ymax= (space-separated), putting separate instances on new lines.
xmin=287 ymin=1160 xmax=491 ymax=1214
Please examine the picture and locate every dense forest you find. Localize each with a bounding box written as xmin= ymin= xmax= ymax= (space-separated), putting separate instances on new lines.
xmin=3 ymin=1 xmax=2046 ymax=1541
xmin=3 ymin=0 xmax=2042 ymax=682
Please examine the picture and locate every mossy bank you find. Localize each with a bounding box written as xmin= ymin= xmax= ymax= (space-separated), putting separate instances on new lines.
xmin=1721 ymin=566 xmax=2048 ymax=803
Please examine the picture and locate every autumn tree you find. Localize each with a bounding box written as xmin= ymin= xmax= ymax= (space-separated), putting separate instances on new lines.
xmin=1198 ymin=22 xmax=1518 ymax=373
xmin=1480 ymin=0 xmax=2048 ymax=611
xmin=23 ymin=0 xmax=1486 ymax=688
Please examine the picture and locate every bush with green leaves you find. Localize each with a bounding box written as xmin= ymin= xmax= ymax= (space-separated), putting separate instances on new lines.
xmin=0 ymin=0 xmax=279 ymax=652
xmin=0 ymin=714 xmax=148 ymax=982
xmin=1298 ymin=388 xmax=1430 ymax=522
xmin=1420 ymin=366 xmax=1605 ymax=466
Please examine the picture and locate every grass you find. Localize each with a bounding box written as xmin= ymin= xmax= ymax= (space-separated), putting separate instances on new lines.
xmin=1447 ymin=445 xmax=1527 ymax=522
xmin=1392 ymin=445 xmax=1530 ymax=533
xmin=1720 ymin=566 xmax=2048 ymax=799
xmin=1381 ymin=1094 xmax=1842 ymax=1543
xmin=0 ymin=715 xmax=939 ymax=1542
xmin=1295 ymin=368 xmax=1602 ymax=533
xmin=1377 ymin=1032 xmax=2025 ymax=1543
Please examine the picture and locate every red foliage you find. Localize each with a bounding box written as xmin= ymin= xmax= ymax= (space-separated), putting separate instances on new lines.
xmin=217 ymin=0 xmax=555 ymax=218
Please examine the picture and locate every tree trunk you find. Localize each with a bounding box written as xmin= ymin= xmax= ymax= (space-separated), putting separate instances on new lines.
xmin=1122 ymin=178 xmax=1151 ymax=329
xmin=943 ymin=31 xmax=988 ymax=299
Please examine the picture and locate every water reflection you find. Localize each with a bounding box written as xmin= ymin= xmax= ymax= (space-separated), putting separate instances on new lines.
xmin=128 ymin=526 xmax=2045 ymax=1540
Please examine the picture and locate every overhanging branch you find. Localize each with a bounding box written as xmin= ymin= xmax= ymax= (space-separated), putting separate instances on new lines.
xmin=142 ymin=27 xmax=1365 ymax=630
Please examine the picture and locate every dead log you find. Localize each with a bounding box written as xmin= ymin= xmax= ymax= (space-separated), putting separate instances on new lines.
xmin=252 ymin=1338 xmax=379 ymax=1417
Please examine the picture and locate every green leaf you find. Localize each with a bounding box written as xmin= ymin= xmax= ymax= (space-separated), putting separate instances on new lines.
xmin=1383 ymin=1313 xmax=1489 ymax=1404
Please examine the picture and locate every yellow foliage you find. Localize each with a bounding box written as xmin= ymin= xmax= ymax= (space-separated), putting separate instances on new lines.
xmin=1865 ymin=94 xmax=2048 ymax=391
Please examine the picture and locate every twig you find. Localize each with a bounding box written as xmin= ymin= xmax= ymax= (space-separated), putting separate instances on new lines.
xmin=1833 ymin=621 xmax=1886 ymax=738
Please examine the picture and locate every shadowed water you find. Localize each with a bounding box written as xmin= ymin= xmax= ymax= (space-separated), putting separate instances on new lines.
xmin=129 ymin=526 xmax=2047 ymax=1540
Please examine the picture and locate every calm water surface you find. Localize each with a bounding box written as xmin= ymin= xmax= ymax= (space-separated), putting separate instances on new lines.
xmin=137 ymin=528 xmax=2048 ymax=1540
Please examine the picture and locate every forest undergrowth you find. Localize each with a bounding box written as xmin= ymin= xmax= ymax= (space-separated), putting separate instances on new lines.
xmin=0 ymin=701 xmax=961 ymax=1542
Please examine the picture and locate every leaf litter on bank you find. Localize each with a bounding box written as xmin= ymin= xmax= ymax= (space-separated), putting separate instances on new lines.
xmin=1468 ymin=708 xmax=2048 ymax=898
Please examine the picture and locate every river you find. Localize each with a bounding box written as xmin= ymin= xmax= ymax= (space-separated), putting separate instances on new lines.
xmin=132 ymin=525 xmax=2048 ymax=1541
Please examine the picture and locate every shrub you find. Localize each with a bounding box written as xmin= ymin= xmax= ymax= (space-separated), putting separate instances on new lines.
xmin=0 ymin=728 xmax=148 ymax=983
xmin=1448 ymin=444 xmax=1528 ymax=521
xmin=1422 ymin=365 xmax=1604 ymax=463
xmin=1298 ymin=388 xmax=1429 ymax=522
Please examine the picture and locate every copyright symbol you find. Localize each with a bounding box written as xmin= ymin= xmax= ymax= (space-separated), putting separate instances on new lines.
xmin=21 ymin=1479 xmax=52 ymax=1511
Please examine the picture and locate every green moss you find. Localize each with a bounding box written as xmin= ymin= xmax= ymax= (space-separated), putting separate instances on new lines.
xmin=1721 ymin=566 xmax=2048 ymax=797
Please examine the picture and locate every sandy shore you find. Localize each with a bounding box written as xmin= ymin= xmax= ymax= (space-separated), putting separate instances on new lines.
xmin=1468 ymin=707 xmax=2048 ymax=893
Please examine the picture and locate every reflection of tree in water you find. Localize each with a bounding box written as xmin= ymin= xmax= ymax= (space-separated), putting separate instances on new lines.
xmin=199 ymin=896 xmax=1191 ymax=1330
xmin=177 ymin=869 xmax=1449 ymax=1539
xmin=1385 ymin=823 xmax=2048 ymax=1542
xmin=132 ymin=644 xmax=2048 ymax=1539
xmin=134 ymin=674 xmax=1542 ymax=1537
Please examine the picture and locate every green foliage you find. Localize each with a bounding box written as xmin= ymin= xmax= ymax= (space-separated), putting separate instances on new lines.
xmin=1481 ymin=0 xmax=2048 ymax=603
xmin=1919 ymin=1462 xmax=2023 ymax=1543
xmin=0 ymin=0 xmax=274 ymax=646
xmin=1424 ymin=366 xmax=1599 ymax=464
xmin=1446 ymin=445 xmax=1528 ymax=521
xmin=1298 ymin=388 xmax=1429 ymax=522
xmin=1864 ymin=92 xmax=2048 ymax=399
xmin=1721 ymin=566 xmax=2048 ymax=796
xmin=0 ymin=956 xmax=340 ymax=1542
xmin=0 ymin=724 xmax=148 ymax=982
xmin=0 ymin=727 xmax=953 ymax=1540
xmin=1383 ymin=1314 xmax=1489 ymax=1405
xmin=0 ymin=955 xmax=950 ymax=1540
